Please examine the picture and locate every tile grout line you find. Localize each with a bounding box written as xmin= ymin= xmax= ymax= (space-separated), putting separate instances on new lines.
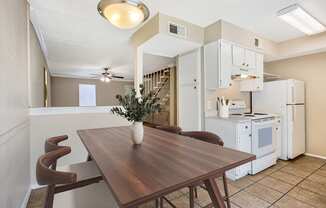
xmin=268 ymin=160 xmax=326 ymax=208
xmin=231 ymin=162 xmax=290 ymax=208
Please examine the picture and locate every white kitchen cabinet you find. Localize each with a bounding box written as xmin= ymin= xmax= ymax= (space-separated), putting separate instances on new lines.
xmin=205 ymin=118 xmax=252 ymax=180
xmin=240 ymin=53 xmax=264 ymax=92
xmin=232 ymin=45 xmax=256 ymax=74
xmin=204 ymin=40 xmax=232 ymax=89
xmin=245 ymin=49 xmax=257 ymax=70
xmin=204 ymin=39 xmax=264 ymax=90
xmin=232 ymin=45 xmax=245 ymax=68
xmin=236 ymin=122 xmax=252 ymax=178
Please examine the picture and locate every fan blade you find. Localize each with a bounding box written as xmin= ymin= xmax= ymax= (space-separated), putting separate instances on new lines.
xmin=112 ymin=75 xmax=124 ymax=79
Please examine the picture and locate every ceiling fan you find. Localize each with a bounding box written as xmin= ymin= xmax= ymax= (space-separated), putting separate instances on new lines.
xmin=91 ymin=67 xmax=124 ymax=83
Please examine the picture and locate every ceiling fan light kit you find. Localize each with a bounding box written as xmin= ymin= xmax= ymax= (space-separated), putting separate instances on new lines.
xmin=95 ymin=67 xmax=125 ymax=83
xmin=97 ymin=0 xmax=150 ymax=29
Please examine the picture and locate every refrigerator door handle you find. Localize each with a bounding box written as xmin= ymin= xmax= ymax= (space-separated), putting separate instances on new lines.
xmin=292 ymin=106 xmax=295 ymax=122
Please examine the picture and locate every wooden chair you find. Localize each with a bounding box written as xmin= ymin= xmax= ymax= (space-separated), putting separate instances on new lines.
xmin=45 ymin=136 xmax=102 ymax=193
xmin=180 ymin=131 xmax=231 ymax=208
xmin=36 ymin=147 xmax=118 ymax=208
xmin=155 ymin=125 xmax=182 ymax=134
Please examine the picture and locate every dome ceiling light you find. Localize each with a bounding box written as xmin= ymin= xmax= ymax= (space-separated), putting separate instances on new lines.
xmin=98 ymin=0 xmax=150 ymax=29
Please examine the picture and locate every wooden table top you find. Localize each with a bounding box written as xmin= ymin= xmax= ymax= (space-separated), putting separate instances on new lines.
xmin=78 ymin=126 xmax=255 ymax=208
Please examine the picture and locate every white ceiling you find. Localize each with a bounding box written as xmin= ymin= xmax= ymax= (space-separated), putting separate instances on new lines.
xmin=29 ymin=0 xmax=326 ymax=79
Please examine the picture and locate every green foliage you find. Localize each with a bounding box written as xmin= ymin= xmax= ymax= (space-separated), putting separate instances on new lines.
xmin=111 ymin=84 xmax=161 ymax=122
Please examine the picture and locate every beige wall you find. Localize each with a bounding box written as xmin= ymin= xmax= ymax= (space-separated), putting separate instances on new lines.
xmin=158 ymin=13 xmax=204 ymax=45
xmin=0 ymin=0 xmax=31 ymax=207
xmin=204 ymin=20 xmax=278 ymax=60
xmin=131 ymin=13 xmax=204 ymax=47
xmin=265 ymin=52 xmax=326 ymax=158
xmin=51 ymin=77 xmax=133 ymax=107
xmin=205 ymin=81 xmax=251 ymax=113
xmin=29 ymin=21 xmax=51 ymax=107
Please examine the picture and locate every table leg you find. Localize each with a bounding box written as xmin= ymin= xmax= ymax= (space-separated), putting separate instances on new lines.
xmin=203 ymin=177 xmax=226 ymax=208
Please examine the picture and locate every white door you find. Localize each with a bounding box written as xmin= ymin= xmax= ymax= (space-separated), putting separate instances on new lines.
xmin=287 ymin=105 xmax=305 ymax=159
xmin=178 ymin=49 xmax=201 ymax=131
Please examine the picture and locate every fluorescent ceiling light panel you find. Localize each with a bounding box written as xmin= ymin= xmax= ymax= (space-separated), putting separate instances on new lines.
xmin=278 ymin=4 xmax=325 ymax=35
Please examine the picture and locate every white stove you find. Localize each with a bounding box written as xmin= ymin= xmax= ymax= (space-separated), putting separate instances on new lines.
xmin=205 ymin=100 xmax=280 ymax=180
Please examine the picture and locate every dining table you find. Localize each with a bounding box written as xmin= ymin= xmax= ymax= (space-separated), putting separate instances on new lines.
xmin=77 ymin=126 xmax=255 ymax=208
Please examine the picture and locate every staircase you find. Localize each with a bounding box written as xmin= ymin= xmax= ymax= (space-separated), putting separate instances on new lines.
xmin=144 ymin=67 xmax=176 ymax=126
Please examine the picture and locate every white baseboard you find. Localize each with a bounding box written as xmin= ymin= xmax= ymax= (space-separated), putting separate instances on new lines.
xmin=20 ymin=186 xmax=31 ymax=208
xmin=304 ymin=153 xmax=326 ymax=160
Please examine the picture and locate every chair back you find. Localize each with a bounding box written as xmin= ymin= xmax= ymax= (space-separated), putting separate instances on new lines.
xmin=36 ymin=147 xmax=77 ymax=186
xmin=181 ymin=131 xmax=224 ymax=146
xmin=156 ymin=125 xmax=182 ymax=134
xmin=45 ymin=135 xmax=68 ymax=153
xmin=36 ymin=147 xmax=76 ymax=208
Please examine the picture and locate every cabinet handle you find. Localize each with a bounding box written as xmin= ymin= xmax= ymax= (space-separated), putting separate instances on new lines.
xmin=246 ymin=64 xmax=249 ymax=67
xmin=194 ymin=79 xmax=197 ymax=82
xmin=249 ymin=134 xmax=252 ymax=137
xmin=229 ymin=83 xmax=232 ymax=87
xmin=242 ymin=63 xmax=246 ymax=66
xmin=245 ymin=126 xmax=248 ymax=129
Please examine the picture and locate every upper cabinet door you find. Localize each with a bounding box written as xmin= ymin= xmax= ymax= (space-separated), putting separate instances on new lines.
xmin=219 ymin=41 xmax=232 ymax=88
xmin=204 ymin=41 xmax=219 ymax=89
xmin=245 ymin=49 xmax=256 ymax=69
xmin=232 ymin=45 xmax=245 ymax=67
xmin=204 ymin=40 xmax=231 ymax=89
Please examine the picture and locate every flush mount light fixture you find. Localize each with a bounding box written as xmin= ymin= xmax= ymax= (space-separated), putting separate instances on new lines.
xmin=278 ymin=4 xmax=325 ymax=35
xmin=98 ymin=0 xmax=150 ymax=29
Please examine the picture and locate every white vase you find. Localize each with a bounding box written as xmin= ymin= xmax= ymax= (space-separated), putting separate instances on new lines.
xmin=219 ymin=106 xmax=230 ymax=118
xmin=131 ymin=122 xmax=144 ymax=144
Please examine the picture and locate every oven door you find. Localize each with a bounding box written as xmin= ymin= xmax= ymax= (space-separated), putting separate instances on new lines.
xmin=252 ymin=118 xmax=277 ymax=158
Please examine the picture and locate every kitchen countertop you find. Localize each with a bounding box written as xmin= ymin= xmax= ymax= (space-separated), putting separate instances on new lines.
xmin=205 ymin=115 xmax=252 ymax=123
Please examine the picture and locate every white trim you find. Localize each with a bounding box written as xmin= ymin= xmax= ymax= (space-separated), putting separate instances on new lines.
xmin=304 ymin=153 xmax=326 ymax=160
xmin=20 ymin=186 xmax=31 ymax=208
xmin=29 ymin=106 xmax=119 ymax=116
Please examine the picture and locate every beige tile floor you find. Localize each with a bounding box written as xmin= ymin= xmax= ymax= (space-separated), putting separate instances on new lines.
xmin=27 ymin=156 xmax=326 ymax=208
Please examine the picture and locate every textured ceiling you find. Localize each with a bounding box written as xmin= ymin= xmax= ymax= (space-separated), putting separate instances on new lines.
xmin=29 ymin=0 xmax=326 ymax=79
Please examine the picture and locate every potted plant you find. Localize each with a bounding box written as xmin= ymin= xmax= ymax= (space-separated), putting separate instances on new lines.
xmin=111 ymin=84 xmax=160 ymax=144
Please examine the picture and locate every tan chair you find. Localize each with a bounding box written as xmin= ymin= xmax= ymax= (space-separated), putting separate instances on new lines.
xmin=36 ymin=147 xmax=118 ymax=208
xmin=44 ymin=136 xmax=102 ymax=193
xmin=181 ymin=131 xmax=231 ymax=208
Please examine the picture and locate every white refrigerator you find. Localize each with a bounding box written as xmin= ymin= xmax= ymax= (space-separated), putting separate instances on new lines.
xmin=253 ymin=79 xmax=305 ymax=160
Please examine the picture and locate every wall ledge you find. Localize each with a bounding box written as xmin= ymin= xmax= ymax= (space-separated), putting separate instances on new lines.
xmin=29 ymin=106 xmax=119 ymax=116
